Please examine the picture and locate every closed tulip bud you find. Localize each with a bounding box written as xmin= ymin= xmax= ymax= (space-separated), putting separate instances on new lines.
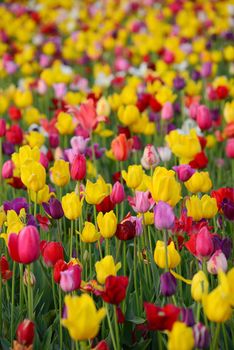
xmin=111 ymin=133 xmax=132 ymax=161
xmin=2 ymin=159 xmax=14 ymax=179
xmin=161 ymin=102 xmax=174 ymax=120
xmin=191 ymin=271 xmax=209 ymax=302
xmin=122 ymin=165 xmax=144 ymax=190
xmin=173 ymin=164 xmax=195 ymax=182
xmin=168 ymin=322 xmax=194 ymax=350
xmin=160 ymin=272 xmax=177 ymax=296
xmin=62 ymin=192 xmax=82 ymax=220
xmin=97 ymin=211 xmax=117 ymax=238
xmin=110 ymin=181 xmax=125 ymax=204
xmin=41 ymin=241 xmax=64 ymax=267
xmin=207 ymin=249 xmax=227 ymax=274
xmin=157 ymin=147 xmax=172 ymax=162
xmin=85 ymin=176 xmax=110 ymax=205
xmin=180 ymin=308 xmax=195 ymax=327
xmin=193 ymin=323 xmax=210 ymax=349
xmin=95 ymin=255 xmax=121 ymax=284
xmin=154 ymin=241 xmax=181 ymax=269
xmin=196 ymin=227 xmax=214 ymax=260
xmin=21 ymin=161 xmax=46 ymax=192
xmin=154 ymin=201 xmax=175 ymax=230
xmin=60 ymin=264 xmax=82 ymax=292
xmin=0 ymin=118 xmax=6 ymax=137
xmin=8 ymin=226 xmax=40 ymax=264
xmin=225 ymin=138 xmax=234 ymax=158
xmin=71 ymin=154 xmax=86 ymax=181
xmin=42 ymin=197 xmax=64 ymax=219
xmin=141 ymin=144 xmax=159 ymax=170
xmin=80 ymin=221 xmax=100 ymax=243
xmin=189 ymin=101 xmax=200 ymax=120
xmin=184 ymin=172 xmax=212 ymax=193
xmin=49 ymin=133 xmax=59 ymax=148
xmin=196 ymin=105 xmax=212 ymax=130
xmin=16 ymin=319 xmax=35 ymax=346
xmin=23 ymin=269 xmax=36 ymax=287
xmin=95 ymin=340 xmax=109 ymax=350
xmin=101 ymin=275 xmax=129 ymax=305
xmin=50 ymin=160 xmax=70 ymax=187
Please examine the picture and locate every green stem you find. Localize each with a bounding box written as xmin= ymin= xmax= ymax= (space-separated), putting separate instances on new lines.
xmin=59 ymin=288 xmax=63 ymax=349
xmin=27 ymin=264 xmax=33 ymax=319
xmin=163 ymin=230 xmax=169 ymax=271
xmin=0 ymin=270 xmax=2 ymax=336
xmin=11 ymin=261 xmax=16 ymax=343
xmin=133 ymin=238 xmax=140 ymax=315
xmin=51 ymin=269 xmax=57 ymax=311
xmin=105 ymin=239 xmax=109 ymax=255
xmin=70 ymin=220 xmax=74 ymax=258
xmin=19 ymin=264 xmax=24 ymax=316
xmin=212 ymin=323 xmax=221 ymax=350
xmin=113 ymin=305 xmax=120 ymax=350
xmin=105 ymin=303 xmax=117 ymax=350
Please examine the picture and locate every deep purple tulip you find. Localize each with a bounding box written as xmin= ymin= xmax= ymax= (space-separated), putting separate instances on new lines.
xmin=181 ymin=308 xmax=195 ymax=327
xmin=222 ymin=198 xmax=234 ymax=221
xmin=4 ymin=197 xmax=29 ymax=214
xmin=220 ymin=237 xmax=232 ymax=259
xmin=191 ymin=70 xmax=201 ymax=81
xmin=2 ymin=141 xmax=15 ymax=155
xmin=193 ymin=323 xmax=210 ymax=349
xmin=154 ymin=201 xmax=175 ymax=230
xmin=42 ymin=197 xmax=64 ymax=219
xmin=160 ymin=272 xmax=177 ymax=297
xmin=173 ymin=76 xmax=186 ymax=90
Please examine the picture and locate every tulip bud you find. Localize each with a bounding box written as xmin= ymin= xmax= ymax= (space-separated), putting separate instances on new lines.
xmin=16 ymin=319 xmax=35 ymax=346
xmin=161 ymin=102 xmax=174 ymax=120
xmin=160 ymin=272 xmax=177 ymax=296
xmin=196 ymin=227 xmax=214 ymax=260
xmin=43 ymin=197 xmax=64 ymax=220
xmin=191 ymin=271 xmax=209 ymax=302
xmin=180 ymin=308 xmax=195 ymax=327
xmin=154 ymin=201 xmax=175 ymax=230
xmin=2 ymin=159 xmax=14 ymax=179
xmin=70 ymin=154 xmax=86 ymax=181
xmin=0 ymin=118 xmax=6 ymax=137
xmin=23 ymin=269 xmax=36 ymax=287
xmin=141 ymin=144 xmax=159 ymax=170
xmin=157 ymin=146 xmax=172 ymax=162
xmin=41 ymin=241 xmax=64 ymax=267
xmin=207 ymin=249 xmax=227 ymax=275
xmin=193 ymin=323 xmax=210 ymax=349
xmin=173 ymin=164 xmax=195 ymax=182
xmin=60 ymin=264 xmax=82 ymax=292
xmin=196 ymin=105 xmax=212 ymax=130
xmin=49 ymin=133 xmax=59 ymax=148
xmin=95 ymin=340 xmax=110 ymax=350
xmin=110 ymin=181 xmax=125 ymax=204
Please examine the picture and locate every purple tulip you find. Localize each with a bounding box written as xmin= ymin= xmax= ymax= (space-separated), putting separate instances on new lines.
xmin=154 ymin=201 xmax=175 ymax=230
xmin=222 ymin=198 xmax=234 ymax=221
xmin=173 ymin=76 xmax=186 ymax=90
xmin=4 ymin=197 xmax=29 ymax=214
xmin=42 ymin=197 xmax=64 ymax=220
xmin=160 ymin=272 xmax=177 ymax=297
xmin=181 ymin=308 xmax=195 ymax=327
xmin=173 ymin=164 xmax=195 ymax=182
xmin=193 ymin=323 xmax=210 ymax=349
xmin=128 ymin=191 xmax=151 ymax=213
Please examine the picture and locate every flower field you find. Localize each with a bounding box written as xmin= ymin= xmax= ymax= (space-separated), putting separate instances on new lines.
xmin=0 ymin=0 xmax=234 ymax=349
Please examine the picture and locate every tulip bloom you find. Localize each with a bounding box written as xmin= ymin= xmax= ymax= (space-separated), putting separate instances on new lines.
xmin=61 ymin=294 xmax=106 ymax=340
xmin=122 ymin=165 xmax=144 ymax=190
xmin=172 ymin=164 xmax=195 ymax=182
xmin=70 ymin=99 xmax=99 ymax=131
xmin=95 ymin=255 xmax=121 ymax=284
xmin=144 ymin=303 xmax=180 ymax=331
xmin=118 ymin=104 xmax=140 ymax=126
xmin=60 ymin=264 xmax=82 ymax=292
xmin=101 ymin=275 xmax=129 ymax=305
xmin=42 ymin=197 xmax=64 ymax=219
xmin=16 ymin=319 xmax=35 ymax=346
xmin=115 ymin=220 xmax=136 ymax=241
xmin=207 ymin=249 xmax=228 ymax=274
xmin=196 ymin=105 xmax=212 ymax=130
xmin=196 ymin=226 xmax=214 ymax=260
xmin=160 ymin=272 xmax=177 ymax=297
xmin=191 ymin=271 xmax=209 ymax=302
xmin=41 ymin=241 xmax=64 ymax=267
xmin=141 ymin=144 xmax=159 ymax=170
xmin=128 ymin=191 xmax=151 ymax=213
xmin=70 ymin=154 xmax=86 ymax=181
xmin=111 ymin=133 xmax=132 ymax=161
xmin=8 ymin=226 xmax=40 ymax=264
xmin=85 ymin=176 xmax=110 ymax=205
xmin=51 ymin=158 xmax=70 ymax=186
xmin=80 ymin=222 xmax=100 ymax=243
xmin=184 ymin=172 xmax=212 ymax=193
xmin=0 ymin=255 xmax=12 ymax=281
xmin=21 ymin=160 xmax=46 ymax=192
xmin=154 ymin=201 xmax=175 ymax=230
xmin=186 ymin=195 xmax=218 ymax=221
xmin=168 ymin=322 xmax=194 ymax=350
xmin=56 ymin=112 xmax=76 ymax=135
xmin=110 ymin=181 xmax=125 ymax=204
xmin=97 ymin=211 xmax=117 ymax=238
xmin=62 ymin=192 xmax=83 ymax=220
xmin=154 ymin=241 xmax=181 ymax=269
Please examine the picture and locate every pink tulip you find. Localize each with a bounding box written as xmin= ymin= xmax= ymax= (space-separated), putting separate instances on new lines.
xmin=225 ymin=138 xmax=234 ymax=158
xmin=128 ymin=191 xmax=151 ymax=213
xmin=141 ymin=144 xmax=159 ymax=170
xmin=207 ymin=249 xmax=227 ymax=274
xmin=69 ymin=99 xmax=102 ymax=132
xmin=0 ymin=118 xmax=6 ymax=137
xmin=110 ymin=181 xmax=125 ymax=204
xmin=70 ymin=154 xmax=86 ymax=181
xmin=60 ymin=264 xmax=82 ymax=292
xmin=196 ymin=105 xmax=212 ymax=130
xmin=189 ymin=102 xmax=200 ymax=120
xmin=2 ymin=160 xmax=14 ymax=179
xmin=196 ymin=227 xmax=214 ymax=260
xmin=161 ymin=102 xmax=174 ymax=120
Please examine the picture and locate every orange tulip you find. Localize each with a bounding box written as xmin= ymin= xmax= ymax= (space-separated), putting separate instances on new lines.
xmin=111 ymin=133 xmax=132 ymax=161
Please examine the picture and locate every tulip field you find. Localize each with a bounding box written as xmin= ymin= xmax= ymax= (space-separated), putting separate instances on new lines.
xmin=0 ymin=0 xmax=234 ymax=349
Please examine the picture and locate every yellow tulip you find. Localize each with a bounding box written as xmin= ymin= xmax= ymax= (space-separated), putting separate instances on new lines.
xmin=223 ymin=100 xmax=234 ymax=123
xmin=122 ymin=165 xmax=144 ymax=190
xmin=21 ymin=160 xmax=46 ymax=192
xmin=191 ymin=271 xmax=209 ymax=302
xmin=62 ymin=192 xmax=82 ymax=220
xmin=61 ymin=294 xmax=106 ymax=341
xmin=95 ymin=255 xmax=121 ymax=284
xmin=154 ymin=241 xmax=181 ymax=269
xmin=30 ymin=185 xmax=54 ymax=204
xmin=14 ymin=89 xmax=33 ymax=108
xmin=186 ymin=195 xmax=218 ymax=221
xmin=50 ymin=160 xmax=70 ymax=187
xmin=56 ymin=111 xmax=76 ymax=135
xmin=118 ymin=105 xmax=140 ymax=126
xmin=184 ymin=172 xmax=212 ymax=193
xmin=97 ymin=211 xmax=117 ymax=239
xmin=25 ymin=131 xmax=45 ymax=149
xmin=85 ymin=176 xmax=110 ymax=205
xmin=168 ymin=322 xmax=194 ymax=350
xmin=80 ymin=222 xmax=100 ymax=243
xmin=147 ymin=167 xmax=181 ymax=207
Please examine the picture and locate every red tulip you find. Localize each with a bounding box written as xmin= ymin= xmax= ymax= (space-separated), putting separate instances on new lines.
xmin=0 ymin=118 xmax=6 ymax=137
xmin=144 ymin=303 xmax=180 ymax=331
xmin=101 ymin=275 xmax=129 ymax=305
xmin=16 ymin=319 xmax=35 ymax=346
xmin=0 ymin=255 xmax=12 ymax=281
xmin=53 ymin=259 xmax=68 ymax=283
xmin=41 ymin=241 xmax=64 ymax=267
xmin=6 ymin=125 xmax=23 ymax=145
xmin=115 ymin=220 xmax=136 ymax=241
xmin=70 ymin=154 xmax=86 ymax=181
xmin=8 ymin=105 xmax=22 ymax=121
xmin=96 ymin=195 xmax=115 ymax=213
xmin=111 ymin=133 xmax=132 ymax=161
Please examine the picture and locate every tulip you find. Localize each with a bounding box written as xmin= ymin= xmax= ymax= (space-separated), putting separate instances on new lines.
xmin=184 ymin=172 xmax=212 ymax=193
xmin=30 ymin=185 xmax=54 ymax=204
xmin=189 ymin=102 xmax=200 ymax=120
xmin=8 ymin=226 xmax=40 ymax=264
xmin=173 ymin=76 xmax=186 ymax=90
xmin=61 ymin=294 xmax=106 ymax=340
xmin=56 ymin=112 xmax=76 ymax=135
xmin=53 ymin=259 xmax=68 ymax=283
xmin=207 ymin=249 xmax=227 ymax=274
xmin=225 ymin=138 xmax=234 ymax=158
xmin=21 ymin=161 xmax=46 ymax=192
xmin=223 ymin=100 xmax=234 ymax=123
xmin=70 ymin=135 xmax=89 ymax=155
xmin=193 ymin=323 xmax=210 ymax=349
xmin=80 ymin=222 xmax=100 ymax=243
xmin=62 ymin=192 xmax=82 ymax=220
xmin=95 ymin=255 xmax=121 ymax=284
xmin=96 ymin=195 xmax=115 ymax=213
xmin=0 ymin=118 xmax=6 ymax=137
xmin=8 ymin=106 xmax=21 ymax=121
xmin=128 ymin=191 xmax=151 ymax=213
xmin=16 ymin=319 xmax=35 ymax=346
xmin=157 ymin=146 xmax=172 ymax=162
xmin=0 ymin=255 xmax=12 ymax=281
xmin=172 ymin=164 xmax=195 ymax=182
xmin=85 ymin=176 xmax=110 ymax=205
xmin=70 ymin=154 xmax=86 ymax=181
xmin=154 ymin=241 xmax=181 ymax=269
xmin=49 ymin=133 xmax=59 ymax=148
xmin=180 ymin=308 xmax=195 ymax=327
xmin=144 ymin=303 xmax=180 ymax=331
xmin=69 ymin=99 xmax=98 ymax=131
xmin=141 ymin=144 xmax=159 ymax=170
xmin=122 ymin=165 xmax=144 ymax=190
xmin=115 ymin=220 xmax=136 ymax=241
xmin=2 ymin=160 xmax=14 ymax=179
xmin=154 ymin=201 xmax=175 ymax=230
xmin=191 ymin=271 xmax=209 ymax=302
xmin=196 ymin=105 xmax=212 ymax=130
xmin=196 ymin=226 xmax=214 ymax=260
xmin=148 ymin=167 xmax=181 ymax=207
xmin=60 ymin=264 xmax=82 ymax=292
xmin=222 ymin=198 xmax=234 ymax=220
xmin=201 ymin=62 xmax=212 ymax=78
xmin=186 ymin=195 xmax=218 ymax=221
xmin=97 ymin=211 xmax=117 ymax=238
xmin=111 ymin=133 xmax=132 ymax=161
xmin=168 ymin=322 xmax=194 ymax=350
xmin=110 ymin=181 xmax=125 ymax=204
xmin=41 ymin=241 xmax=64 ymax=267
xmin=161 ymin=102 xmax=174 ymax=120
xmin=117 ymin=105 xmax=140 ymax=126
xmin=23 ymin=269 xmax=36 ymax=287
xmin=101 ymin=275 xmax=129 ymax=305
xmin=6 ymin=125 xmax=23 ymax=145
xmin=42 ymin=197 xmax=64 ymax=219
xmin=160 ymin=272 xmax=177 ymax=297
xmin=50 ymin=160 xmax=70 ymax=187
